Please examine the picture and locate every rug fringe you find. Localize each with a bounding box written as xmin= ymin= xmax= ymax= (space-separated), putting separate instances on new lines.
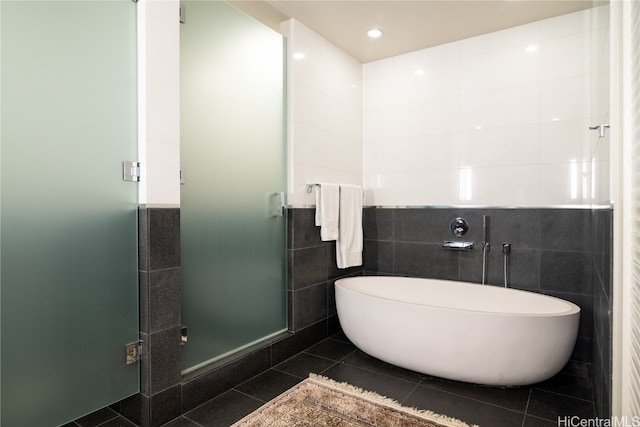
xmin=308 ymin=373 xmax=478 ymax=427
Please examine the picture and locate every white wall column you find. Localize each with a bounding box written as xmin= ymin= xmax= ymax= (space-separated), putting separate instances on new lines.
xmin=137 ymin=0 xmax=181 ymax=207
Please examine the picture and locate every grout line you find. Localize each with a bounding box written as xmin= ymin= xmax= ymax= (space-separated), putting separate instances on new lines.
xmin=96 ymin=416 xmax=129 ymax=427
xmin=417 ymin=381 xmax=530 ymax=416
xmin=326 ymin=334 xmax=353 ymax=345
xmin=275 ymin=346 xmax=339 ymax=366
xmin=181 ymin=413 xmax=207 ymax=427
xmin=303 ymin=348 xmax=358 ymax=364
xmin=85 ymin=409 xmax=121 ymax=427
xmin=319 ymin=361 xmax=340 ymax=375
xmin=271 ymin=365 xmax=308 ymax=380
xmin=231 ymin=387 xmax=270 ymax=404
xmin=531 ymin=386 xmax=594 ymax=402
xmin=521 ymin=388 xmax=532 ymax=427
xmin=525 ymin=414 xmax=560 ymax=425
xmin=401 ymin=380 xmax=424 ymax=406
xmin=336 ymin=359 xmax=423 ymax=387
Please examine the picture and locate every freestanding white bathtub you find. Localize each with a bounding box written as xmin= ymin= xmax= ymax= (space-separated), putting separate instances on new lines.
xmin=335 ymin=276 xmax=580 ymax=386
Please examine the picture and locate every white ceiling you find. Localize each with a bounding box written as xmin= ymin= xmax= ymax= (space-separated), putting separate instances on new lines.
xmin=230 ymin=0 xmax=605 ymax=63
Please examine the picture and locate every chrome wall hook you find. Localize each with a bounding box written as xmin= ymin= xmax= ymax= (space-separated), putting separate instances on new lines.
xmin=589 ymin=124 xmax=610 ymax=138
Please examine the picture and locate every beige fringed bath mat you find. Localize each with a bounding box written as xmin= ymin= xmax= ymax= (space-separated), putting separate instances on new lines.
xmin=231 ymin=373 xmax=477 ymax=427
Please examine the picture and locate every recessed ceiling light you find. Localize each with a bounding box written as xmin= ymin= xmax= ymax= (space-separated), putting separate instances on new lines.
xmin=367 ymin=28 xmax=383 ymax=39
xmin=525 ymin=45 xmax=538 ymax=52
xmin=293 ymin=52 xmax=305 ymax=60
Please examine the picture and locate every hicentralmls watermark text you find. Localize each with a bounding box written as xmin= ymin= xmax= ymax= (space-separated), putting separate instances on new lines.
xmin=558 ymin=416 xmax=640 ymax=427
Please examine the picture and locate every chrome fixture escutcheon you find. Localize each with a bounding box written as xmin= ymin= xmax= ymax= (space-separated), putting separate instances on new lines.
xmin=450 ymin=217 xmax=469 ymax=237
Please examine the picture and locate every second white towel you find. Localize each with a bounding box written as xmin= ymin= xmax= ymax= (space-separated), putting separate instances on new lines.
xmin=315 ymin=183 xmax=339 ymax=241
xmin=336 ymin=184 xmax=363 ymax=269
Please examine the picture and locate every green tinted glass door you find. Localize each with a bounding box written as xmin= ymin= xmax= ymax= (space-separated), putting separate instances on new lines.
xmin=181 ymin=0 xmax=287 ymax=372
xmin=1 ymin=1 xmax=139 ymax=425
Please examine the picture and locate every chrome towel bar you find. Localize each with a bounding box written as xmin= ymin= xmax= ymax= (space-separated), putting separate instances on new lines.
xmin=306 ymin=183 xmax=321 ymax=193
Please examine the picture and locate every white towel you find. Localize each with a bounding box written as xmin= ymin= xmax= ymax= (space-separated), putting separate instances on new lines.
xmin=336 ymin=184 xmax=363 ymax=269
xmin=315 ymin=183 xmax=339 ymax=241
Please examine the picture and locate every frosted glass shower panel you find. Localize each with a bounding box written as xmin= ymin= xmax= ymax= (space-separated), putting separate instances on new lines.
xmin=181 ymin=1 xmax=287 ymax=371
xmin=1 ymin=1 xmax=139 ymax=425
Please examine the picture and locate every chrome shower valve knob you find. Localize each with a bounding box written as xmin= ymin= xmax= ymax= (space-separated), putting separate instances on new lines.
xmin=449 ymin=217 xmax=469 ymax=237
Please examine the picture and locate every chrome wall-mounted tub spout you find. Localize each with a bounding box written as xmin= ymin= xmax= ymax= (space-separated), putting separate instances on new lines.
xmin=443 ymin=241 xmax=474 ymax=251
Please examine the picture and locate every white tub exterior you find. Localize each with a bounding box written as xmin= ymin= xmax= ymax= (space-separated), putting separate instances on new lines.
xmin=335 ymin=276 xmax=580 ymax=386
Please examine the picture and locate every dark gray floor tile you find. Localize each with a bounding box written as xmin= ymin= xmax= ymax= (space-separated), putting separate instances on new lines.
xmin=68 ymin=336 xmax=598 ymax=427
xmin=322 ymin=363 xmax=418 ymax=403
xmin=329 ymin=332 xmax=353 ymax=344
xmin=404 ymin=384 xmax=526 ymax=427
xmin=305 ymin=337 xmax=357 ymax=361
xmin=235 ymin=369 xmax=303 ymax=402
xmin=523 ymin=415 xmax=559 ymax=426
xmin=527 ymin=389 xmax=595 ymax=421
xmin=420 ymin=375 xmax=531 ymax=412
xmin=182 ymin=347 xmax=271 ymax=412
xmin=274 ymin=352 xmax=337 ymax=378
xmin=184 ymin=390 xmax=263 ymax=427
xmin=534 ymin=372 xmax=593 ymax=401
xmin=342 ymin=350 xmax=423 ymax=383
xmin=99 ymin=417 xmax=139 ymax=427
xmin=160 ymin=417 xmax=201 ymax=427
xmin=74 ymin=407 xmax=120 ymax=427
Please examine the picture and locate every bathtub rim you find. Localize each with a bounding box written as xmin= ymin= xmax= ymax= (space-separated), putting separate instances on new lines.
xmin=335 ymin=276 xmax=580 ymax=318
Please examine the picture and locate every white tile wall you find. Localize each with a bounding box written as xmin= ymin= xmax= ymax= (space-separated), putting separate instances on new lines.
xmin=589 ymin=5 xmax=610 ymax=206
xmin=138 ymin=0 xmax=181 ymax=207
xmin=363 ymin=8 xmax=597 ymax=206
xmin=141 ymin=4 xmax=605 ymax=208
xmin=282 ymin=20 xmax=363 ymax=207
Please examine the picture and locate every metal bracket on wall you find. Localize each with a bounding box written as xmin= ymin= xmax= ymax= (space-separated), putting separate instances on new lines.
xmin=589 ymin=124 xmax=610 ymax=138
xmin=181 ymin=326 xmax=188 ymax=346
xmin=125 ymin=341 xmax=143 ymax=365
xmin=180 ymin=4 xmax=186 ymax=23
xmin=123 ymin=161 xmax=141 ymax=182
